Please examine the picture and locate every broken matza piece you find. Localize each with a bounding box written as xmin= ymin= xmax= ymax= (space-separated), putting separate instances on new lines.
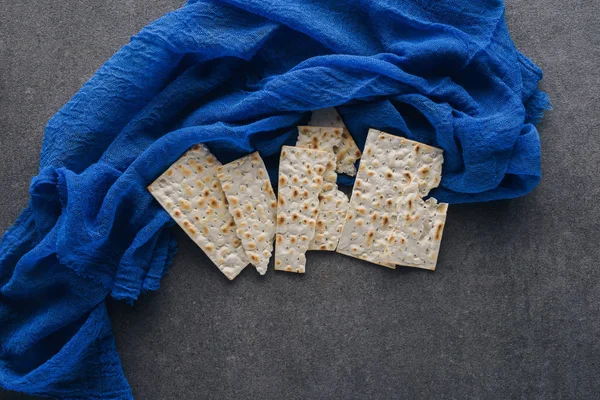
xmin=336 ymin=129 xmax=443 ymax=267
xmin=275 ymin=146 xmax=329 ymax=273
xmin=296 ymin=126 xmax=349 ymax=251
xmin=308 ymin=107 xmax=361 ymax=176
xmin=148 ymin=144 xmax=249 ymax=280
xmin=217 ymin=152 xmax=277 ymax=275
xmin=384 ymin=180 xmax=448 ymax=270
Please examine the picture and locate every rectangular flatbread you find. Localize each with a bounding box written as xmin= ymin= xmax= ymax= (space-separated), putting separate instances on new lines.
xmin=148 ymin=144 xmax=249 ymax=280
xmin=308 ymin=108 xmax=361 ymax=176
xmin=275 ymin=146 xmax=329 ymax=273
xmin=217 ymin=152 xmax=277 ymax=275
xmin=336 ymin=129 xmax=443 ymax=267
xmin=296 ymin=126 xmax=349 ymax=251
xmin=384 ymin=180 xmax=448 ymax=270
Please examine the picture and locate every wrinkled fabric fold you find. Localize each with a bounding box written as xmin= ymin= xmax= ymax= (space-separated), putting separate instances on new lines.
xmin=1 ymin=0 xmax=548 ymax=397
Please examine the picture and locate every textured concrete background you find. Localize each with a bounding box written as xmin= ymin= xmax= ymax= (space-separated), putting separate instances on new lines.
xmin=1 ymin=1 xmax=599 ymax=399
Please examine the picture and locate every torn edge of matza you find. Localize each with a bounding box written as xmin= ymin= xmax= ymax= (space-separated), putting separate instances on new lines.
xmin=308 ymin=108 xmax=361 ymax=176
xmin=383 ymin=180 xmax=448 ymax=270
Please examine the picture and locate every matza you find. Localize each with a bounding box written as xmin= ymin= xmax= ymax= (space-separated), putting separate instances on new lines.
xmin=383 ymin=180 xmax=448 ymax=270
xmin=217 ymin=152 xmax=277 ymax=275
xmin=336 ymin=129 xmax=443 ymax=267
xmin=148 ymin=144 xmax=249 ymax=280
xmin=275 ymin=146 xmax=329 ymax=273
xmin=296 ymin=126 xmax=349 ymax=251
xmin=308 ymin=107 xmax=361 ymax=176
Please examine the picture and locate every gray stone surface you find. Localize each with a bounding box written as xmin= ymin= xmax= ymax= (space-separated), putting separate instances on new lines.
xmin=1 ymin=0 xmax=599 ymax=399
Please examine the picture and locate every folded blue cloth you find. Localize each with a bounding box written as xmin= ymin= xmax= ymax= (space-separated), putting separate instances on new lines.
xmin=0 ymin=0 xmax=549 ymax=397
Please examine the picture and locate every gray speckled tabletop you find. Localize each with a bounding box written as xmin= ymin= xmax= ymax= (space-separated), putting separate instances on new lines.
xmin=1 ymin=1 xmax=599 ymax=399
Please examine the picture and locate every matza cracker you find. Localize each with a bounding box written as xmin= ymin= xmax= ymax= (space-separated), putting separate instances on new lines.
xmin=296 ymin=126 xmax=349 ymax=251
xmin=275 ymin=146 xmax=329 ymax=273
xmin=148 ymin=144 xmax=249 ymax=280
xmin=308 ymin=108 xmax=361 ymax=176
xmin=384 ymin=181 xmax=448 ymax=270
xmin=296 ymin=125 xmax=343 ymax=153
xmin=336 ymin=129 xmax=443 ymax=267
xmin=217 ymin=152 xmax=277 ymax=275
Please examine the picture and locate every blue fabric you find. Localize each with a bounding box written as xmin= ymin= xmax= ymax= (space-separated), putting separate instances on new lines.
xmin=0 ymin=0 xmax=548 ymax=397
